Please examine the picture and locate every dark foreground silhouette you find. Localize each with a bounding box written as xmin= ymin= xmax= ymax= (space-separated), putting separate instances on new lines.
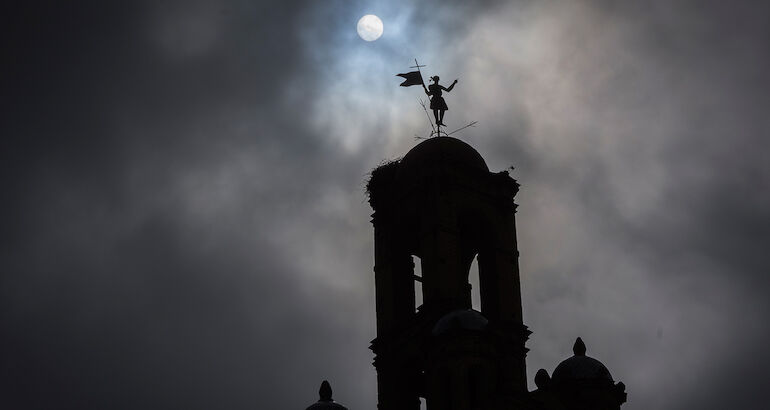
xmin=364 ymin=137 xmax=627 ymax=409
xmin=311 ymin=134 xmax=629 ymax=409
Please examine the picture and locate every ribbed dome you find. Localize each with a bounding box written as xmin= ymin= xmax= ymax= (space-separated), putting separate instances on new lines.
xmin=432 ymin=309 xmax=489 ymax=336
xmin=400 ymin=137 xmax=488 ymax=178
xmin=551 ymin=338 xmax=613 ymax=383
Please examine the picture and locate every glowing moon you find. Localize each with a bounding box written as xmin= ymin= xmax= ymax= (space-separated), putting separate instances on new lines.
xmin=357 ymin=14 xmax=383 ymax=41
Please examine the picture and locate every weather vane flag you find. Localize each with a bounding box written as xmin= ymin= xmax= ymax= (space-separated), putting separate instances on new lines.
xmin=396 ymin=70 xmax=424 ymax=87
xmin=396 ymin=59 xmax=474 ymax=138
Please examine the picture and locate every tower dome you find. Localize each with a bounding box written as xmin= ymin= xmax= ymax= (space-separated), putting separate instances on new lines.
xmin=538 ymin=338 xmax=627 ymax=410
xmin=398 ymin=136 xmax=489 ymax=180
xmin=551 ymin=338 xmax=613 ymax=384
xmin=306 ymin=381 xmax=349 ymax=410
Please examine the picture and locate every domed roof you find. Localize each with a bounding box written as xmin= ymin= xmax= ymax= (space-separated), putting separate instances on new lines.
xmin=552 ymin=338 xmax=613 ymax=384
xmin=306 ymin=381 xmax=348 ymax=410
xmin=400 ymin=137 xmax=489 ymax=178
xmin=432 ymin=309 xmax=489 ymax=336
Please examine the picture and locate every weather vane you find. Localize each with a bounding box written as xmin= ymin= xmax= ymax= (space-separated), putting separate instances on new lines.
xmin=397 ymin=59 xmax=477 ymax=138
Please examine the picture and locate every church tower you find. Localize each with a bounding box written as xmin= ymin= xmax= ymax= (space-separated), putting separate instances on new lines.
xmin=367 ymin=137 xmax=530 ymax=409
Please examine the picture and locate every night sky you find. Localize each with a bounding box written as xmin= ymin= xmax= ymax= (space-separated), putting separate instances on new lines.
xmin=3 ymin=1 xmax=770 ymax=409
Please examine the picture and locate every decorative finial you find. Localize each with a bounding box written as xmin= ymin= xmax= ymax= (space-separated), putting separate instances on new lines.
xmin=319 ymin=380 xmax=333 ymax=402
xmin=573 ymin=337 xmax=587 ymax=356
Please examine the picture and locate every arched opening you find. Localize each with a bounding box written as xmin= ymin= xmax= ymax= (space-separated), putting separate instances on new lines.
xmin=413 ymin=255 xmax=423 ymax=312
xmin=468 ymin=255 xmax=481 ymax=311
xmin=458 ymin=208 xmax=486 ymax=312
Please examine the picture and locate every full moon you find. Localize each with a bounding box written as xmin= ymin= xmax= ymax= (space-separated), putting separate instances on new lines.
xmin=357 ymin=14 xmax=383 ymax=41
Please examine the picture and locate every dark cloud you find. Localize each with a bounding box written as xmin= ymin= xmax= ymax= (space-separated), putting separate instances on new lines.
xmin=2 ymin=1 xmax=769 ymax=409
xmin=464 ymin=2 xmax=770 ymax=409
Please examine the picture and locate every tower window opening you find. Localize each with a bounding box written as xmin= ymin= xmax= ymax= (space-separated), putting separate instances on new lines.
xmin=413 ymin=255 xmax=424 ymax=311
xmin=469 ymin=255 xmax=480 ymax=311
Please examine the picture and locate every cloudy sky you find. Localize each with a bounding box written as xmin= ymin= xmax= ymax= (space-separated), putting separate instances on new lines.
xmin=3 ymin=1 xmax=769 ymax=409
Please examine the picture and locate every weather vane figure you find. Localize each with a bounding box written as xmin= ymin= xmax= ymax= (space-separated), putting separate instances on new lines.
xmin=424 ymin=75 xmax=457 ymax=126
xmin=397 ymin=59 xmax=473 ymax=138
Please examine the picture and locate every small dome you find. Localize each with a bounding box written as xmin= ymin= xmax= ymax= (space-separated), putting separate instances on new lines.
xmin=551 ymin=338 xmax=613 ymax=384
xmin=306 ymin=381 xmax=348 ymax=410
xmin=399 ymin=137 xmax=489 ymax=179
xmin=432 ymin=309 xmax=489 ymax=336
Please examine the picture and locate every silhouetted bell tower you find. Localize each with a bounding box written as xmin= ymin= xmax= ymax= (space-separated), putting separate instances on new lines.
xmin=367 ymin=137 xmax=530 ymax=409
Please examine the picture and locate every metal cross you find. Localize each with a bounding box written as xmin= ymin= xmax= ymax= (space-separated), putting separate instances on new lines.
xmin=410 ymin=58 xmax=426 ymax=70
